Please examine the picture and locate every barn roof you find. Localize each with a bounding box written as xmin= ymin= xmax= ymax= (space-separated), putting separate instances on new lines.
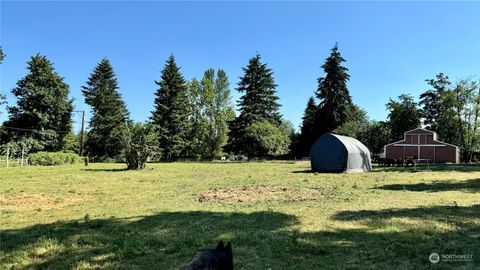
xmin=384 ymin=128 xmax=459 ymax=149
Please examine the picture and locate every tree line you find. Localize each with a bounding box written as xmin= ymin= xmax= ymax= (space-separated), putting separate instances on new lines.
xmin=0 ymin=48 xmax=292 ymax=168
xmin=1 ymin=45 xmax=479 ymax=169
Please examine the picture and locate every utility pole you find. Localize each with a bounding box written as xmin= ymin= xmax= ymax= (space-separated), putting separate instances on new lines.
xmin=79 ymin=110 xmax=85 ymax=156
xmin=73 ymin=110 xmax=86 ymax=156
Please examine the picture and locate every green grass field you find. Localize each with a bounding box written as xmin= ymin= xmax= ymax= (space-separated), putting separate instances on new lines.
xmin=1 ymin=162 xmax=479 ymax=269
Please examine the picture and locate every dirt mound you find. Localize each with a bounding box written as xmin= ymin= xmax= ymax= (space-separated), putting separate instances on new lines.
xmin=197 ymin=185 xmax=330 ymax=204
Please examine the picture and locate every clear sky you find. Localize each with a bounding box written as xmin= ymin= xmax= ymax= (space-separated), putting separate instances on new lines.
xmin=1 ymin=1 xmax=479 ymax=132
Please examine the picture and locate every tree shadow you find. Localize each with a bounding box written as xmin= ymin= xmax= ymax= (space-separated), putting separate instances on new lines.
xmin=82 ymin=168 xmax=128 ymax=172
xmin=373 ymin=163 xmax=480 ymax=173
xmin=376 ymin=178 xmax=480 ymax=193
xmin=291 ymin=169 xmax=313 ymax=174
xmin=2 ymin=207 xmax=478 ymax=269
xmin=329 ymin=204 xmax=479 ymax=268
xmin=1 ymin=211 xmax=299 ymax=269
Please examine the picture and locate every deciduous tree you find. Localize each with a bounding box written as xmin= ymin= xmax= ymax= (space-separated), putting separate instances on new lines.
xmin=386 ymin=94 xmax=420 ymax=140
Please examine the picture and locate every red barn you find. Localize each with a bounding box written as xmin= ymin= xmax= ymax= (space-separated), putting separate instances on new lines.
xmin=384 ymin=128 xmax=460 ymax=163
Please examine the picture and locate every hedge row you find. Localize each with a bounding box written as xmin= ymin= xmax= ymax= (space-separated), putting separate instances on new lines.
xmin=29 ymin=152 xmax=82 ymax=166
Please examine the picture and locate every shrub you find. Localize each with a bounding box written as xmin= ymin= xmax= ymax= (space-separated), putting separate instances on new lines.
xmin=243 ymin=120 xmax=289 ymax=157
xmin=125 ymin=122 xmax=159 ymax=170
xmin=29 ymin=151 xmax=82 ymax=166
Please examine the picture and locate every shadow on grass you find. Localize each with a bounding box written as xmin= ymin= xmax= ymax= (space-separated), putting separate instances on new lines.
xmin=372 ymin=163 xmax=480 ymax=173
xmin=330 ymin=204 xmax=479 ymax=267
xmin=291 ymin=169 xmax=313 ymax=174
xmin=376 ymin=178 xmax=480 ymax=193
xmin=1 ymin=207 xmax=479 ymax=269
xmin=82 ymin=168 xmax=128 ymax=172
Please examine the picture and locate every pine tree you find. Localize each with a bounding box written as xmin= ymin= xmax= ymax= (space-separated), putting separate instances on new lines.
xmin=315 ymin=44 xmax=352 ymax=134
xmin=0 ymin=46 xmax=4 ymax=63
xmin=151 ymin=55 xmax=189 ymax=161
xmin=236 ymin=54 xmax=281 ymax=124
xmin=82 ymin=59 xmax=130 ymax=159
xmin=0 ymin=46 xmax=5 ymax=108
xmin=1 ymin=54 xmax=73 ymax=151
xmin=296 ymin=97 xmax=318 ymax=157
xmin=226 ymin=54 xmax=282 ymax=156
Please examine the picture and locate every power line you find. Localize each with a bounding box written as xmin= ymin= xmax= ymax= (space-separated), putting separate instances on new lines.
xmin=1 ymin=126 xmax=72 ymax=134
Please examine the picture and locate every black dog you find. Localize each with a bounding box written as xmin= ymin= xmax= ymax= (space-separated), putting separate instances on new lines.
xmin=181 ymin=241 xmax=233 ymax=270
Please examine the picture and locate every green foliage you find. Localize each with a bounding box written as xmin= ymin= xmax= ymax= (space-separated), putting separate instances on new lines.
xmin=0 ymin=46 xmax=4 ymax=63
xmin=386 ymin=94 xmax=420 ymax=140
xmin=125 ymin=122 xmax=159 ymax=170
xmin=451 ymin=78 xmax=480 ymax=160
xmin=358 ymin=121 xmax=392 ymax=154
xmin=0 ymin=46 xmax=5 ymax=110
xmin=226 ymin=54 xmax=282 ymax=155
xmin=28 ymin=151 xmax=82 ymax=166
xmin=294 ymin=97 xmax=318 ymax=157
xmin=0 ymin=137 xmax=43 ymax=157
xmin=420 ymin=73 xmax=450 ymax=131
xmin=82 ymin=59 xmax=130 ymax=159
xmin=151 ymin=55 xmax=190 ymax=161
xmin=62 ymin=131 xmax=79 ymax=154
xmin=1 ymin=54 xmax=73 ymax=152
xmin=186 ymin=69 xmax=235 ymax=159
xmin=334 ymin=104 xmax=369 ymax=138
xmin=243 ymin=120 xmax=289 ymax=157
xmin=315 ymin=44 xmax=352 ymax=134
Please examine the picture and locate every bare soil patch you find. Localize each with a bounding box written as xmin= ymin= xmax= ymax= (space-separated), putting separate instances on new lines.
xmin=197 ymin=185 xmax=331 ymax=203
xmin=0 ymin=193 xmax=95 ymax=211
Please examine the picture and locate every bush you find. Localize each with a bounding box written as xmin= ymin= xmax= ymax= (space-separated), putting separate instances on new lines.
xmin=125 ymin=122 xmax=159 ymax=170
xmin=29 ymin=151 xmax=82 ymax=166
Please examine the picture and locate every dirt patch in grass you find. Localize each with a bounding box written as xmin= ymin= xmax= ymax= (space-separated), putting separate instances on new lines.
xmin=197 ymin=185 xmax=331 ymax=203
xmin=0 ymin=193 xmax=95 ymax=211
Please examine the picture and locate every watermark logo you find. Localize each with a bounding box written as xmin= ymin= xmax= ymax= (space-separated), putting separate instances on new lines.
xmin=429 ymin=253 xmax=440 ymax=264
xmin=429 ymin=252 xmax=473 ymax=263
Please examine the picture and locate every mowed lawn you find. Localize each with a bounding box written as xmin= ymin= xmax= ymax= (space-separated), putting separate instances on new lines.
xmin=0 ymin=162 xmax=479 ymax=269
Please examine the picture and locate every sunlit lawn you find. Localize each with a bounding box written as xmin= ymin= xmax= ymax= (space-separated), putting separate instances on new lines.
xmin=1 ymin=162 xmax=479 ymax=269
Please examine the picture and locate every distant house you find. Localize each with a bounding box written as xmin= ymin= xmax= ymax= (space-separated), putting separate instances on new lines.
xmin=384 ymin=128 xmax=460 ymax=163
xmin=310 ymin=133 xmax=372 ymax=173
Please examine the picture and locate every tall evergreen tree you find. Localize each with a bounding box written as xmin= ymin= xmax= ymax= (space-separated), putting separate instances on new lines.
xmin=0 ymin=46 xmax=5 ymax=64
xmin=82 ymin=59 xmax=130 ymax=159
xmin=0 ymin=47 xmax=5 ymax=108
xmin=151 ymin=55 xmax=190 ymax=161
xmin=315 ymin=44 xmax=352 ymax=134
xmin=419 ymin=73 xmax=450 ymax=131
xmin=1 ymin=54 xmax=73 ymax=151
xmin=225 ymin=54 xmax=282 ymax=156
xmin=295 ymin=97 xmax=318 ymax=157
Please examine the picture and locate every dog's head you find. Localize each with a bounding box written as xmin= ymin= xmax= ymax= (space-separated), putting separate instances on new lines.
xmin=216 ymin=241 xmax=233 ymax=269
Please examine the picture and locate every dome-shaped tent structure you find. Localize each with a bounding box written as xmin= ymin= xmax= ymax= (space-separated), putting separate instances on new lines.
xmin=310 ymin=133 xmax=372 ymax=173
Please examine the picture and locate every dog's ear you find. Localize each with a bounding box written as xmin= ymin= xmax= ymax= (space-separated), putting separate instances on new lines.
xmin=216 ymin=241 xmax=225 ymax=250
xmin=225 ymin=242 xmax=232 ymax=256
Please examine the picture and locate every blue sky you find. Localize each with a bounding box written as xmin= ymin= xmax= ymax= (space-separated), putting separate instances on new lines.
xmin=1 ymin=1 xmax=479 ymax=132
